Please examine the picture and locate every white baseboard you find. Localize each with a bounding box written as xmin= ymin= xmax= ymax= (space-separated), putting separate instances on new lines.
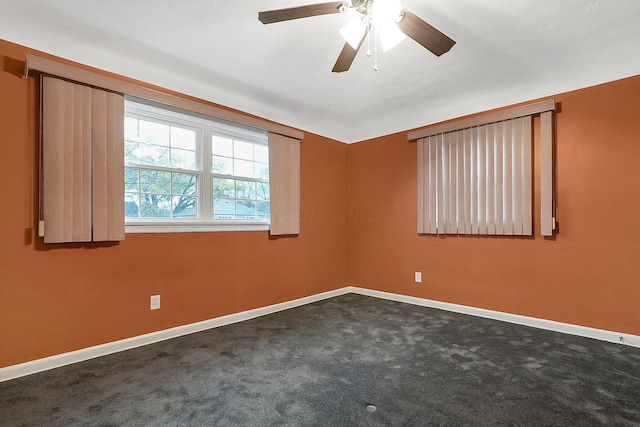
xmin=2 ymin=286 xmax=638 ymax=382
xmin=0 ymin=288 xmax=350 ymax=383
xmin=348 ymin=286 xmax=640 ymax=349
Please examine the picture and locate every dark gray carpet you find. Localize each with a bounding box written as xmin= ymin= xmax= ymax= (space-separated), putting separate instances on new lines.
xmin=1 ymin=294 xmax=640 ymax=426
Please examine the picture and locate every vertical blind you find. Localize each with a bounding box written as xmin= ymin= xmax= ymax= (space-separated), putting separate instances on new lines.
xmin=418 ymin=117 xmax=532 ymax=235
xmin=91 ymin=89 xmax=125 ymax=241
xmin=268 ymin=133 xmax=301 ymax=236
xmin=413 ymin=100 xmax=555 ymax=237
xmin=41 ymin=76 xmax=124 ymax=243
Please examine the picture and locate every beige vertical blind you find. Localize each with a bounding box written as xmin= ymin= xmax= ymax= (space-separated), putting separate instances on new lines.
xmin=91 ymin=90 xmax=125 ymax=241
xmin=540 ymin=111 xmax=554 ymax=236
xmin=268 ymin=133 xmax=301 ymax=236
xmin=41 ymin=76 xmax=124 ymax=243
xmin=413 ymin=100 xmax=554 ymax=237
xmin=418 ymin=117 xmax=532 ymax=235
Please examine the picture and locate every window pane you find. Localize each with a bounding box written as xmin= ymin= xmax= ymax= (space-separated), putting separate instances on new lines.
xmin=140 ymin=194 xmax=171 ymax=217
xmin=213 ymin=178 xmax=235 ymax=198
xmin=212 ymin=135 xmax=233 ymax=156
xmin=137 ymin=143 xmax=169 ymax=167
xmin=256 ymin=182 xmax=270 ymax=201
xmin=212 ymin=155 xmax=232 ymax=174
xmin=125 ymin=167 xmax=139 ymax=191
xmin=234 ymin=140 xmax=254 ymax=161
xmin=172 ymin=173 xmax=197 ymax=196
xmin=213 ymin=198 xmax=235 ymax=218
xmin=236 ymin=200 xmax=256 ymax=218
xmin=172 ymin=196 xmax=198 ymax=218
xmin=125 ymin=193 xmax=139 ymax=218
xmin=170 ymin=148 xmax=197 ymax=170
xmin=124 ymin=117 xmax=139 ymax=141
xmin=139 ymin=120 xmax=170 ymax=146
xmin=140 ymin=169 xmax=171 ymax=194
xmin=236 ymin=180 xmax=256 ymax=199
xmin=256 ymin=162 xmax=269 ymax=180
xmin=255 ymin=144 xmax=268 ymax=163
xmin=257 ymin=200 xmax=270 ymax=219
xmin=125 ymin=141 xmax=138 ymax=162
xmin=234 ymin=159 xmax=254 ymax=178
xmin=171 ymin=126 xmax=196 ymax=150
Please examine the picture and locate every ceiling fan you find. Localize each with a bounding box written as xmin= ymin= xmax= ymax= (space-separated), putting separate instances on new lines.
xmin=258 ymin=0 xmax=456 ymax=73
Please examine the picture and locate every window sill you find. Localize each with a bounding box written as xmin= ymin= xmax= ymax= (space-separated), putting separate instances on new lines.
xmin=125 ymin=220 xmax=270 ymax=234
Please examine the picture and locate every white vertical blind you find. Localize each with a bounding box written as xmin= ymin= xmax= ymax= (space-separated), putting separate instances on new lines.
xmin=466 ymin=128 xmax=480 ymax=234
xmin=486 ymin=123 xmax=495 ymax=234
xmin=417 ymin=140 xmax=427 ymax=234
xmin=494 ymin=121 xmax=504 ymax=235
xmin=477 ymin=125 xmax=486 ymax=234
xmin=521 ymin=116 xmax=533 ymax=236
xmin=417 ymin=116 xmax=534 ymax=236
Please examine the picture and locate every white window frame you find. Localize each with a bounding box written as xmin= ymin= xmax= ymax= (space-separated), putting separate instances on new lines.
xmin=124 ymin=99 xmax=270 ymax=233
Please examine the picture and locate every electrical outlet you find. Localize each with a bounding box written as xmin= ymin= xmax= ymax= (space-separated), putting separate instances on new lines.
xmin=415 ymin=272 xmax=422 ymax=283
xmin=150 ymin=295 xmax=161 ymax=310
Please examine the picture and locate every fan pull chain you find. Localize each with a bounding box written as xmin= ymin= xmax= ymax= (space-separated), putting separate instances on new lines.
xmin=373 ymin=26 xmax=379 ymax=71
xmin=366 ymin=23 xmax=372 ymax=57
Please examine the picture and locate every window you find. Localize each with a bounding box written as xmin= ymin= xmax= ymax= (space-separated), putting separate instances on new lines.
xmin=417 ymin=117 xmax=532 ymax=235
xmin=29 ymin=55 xmax=302 ymax=239
xmin=124 ymin=100 xmax=270 ymax=232
xmin=412 ymin=100 xmax=556 ymax=236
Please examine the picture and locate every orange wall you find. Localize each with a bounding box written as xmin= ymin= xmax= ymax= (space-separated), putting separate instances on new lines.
xmin=3 ymin=35 xmax=640 ymax=369
xmin=347 ymin=75 xmax=640 ymax=335
xmin=0 ymin=40 xmax=349 ymax=367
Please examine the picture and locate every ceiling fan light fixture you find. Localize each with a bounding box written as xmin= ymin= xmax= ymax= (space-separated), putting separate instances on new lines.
xmin=370 ymin=0 xmax=402 ymax=27
xmin=379 ymin=23 xmax=406 ymax=52
xmin=340 ymin=17 xmax=367 ymax=49
xmin=257 ymin=0 xmax=456 ymax=73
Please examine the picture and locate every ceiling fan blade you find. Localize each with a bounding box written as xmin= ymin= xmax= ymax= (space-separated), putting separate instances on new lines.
xmin=397 ymin=10 xmax=456 ymax=56
xmin=258 ymin=2 xmax=344 ymax=24
xmin=332 ymin=33 xmax=366 ymax=73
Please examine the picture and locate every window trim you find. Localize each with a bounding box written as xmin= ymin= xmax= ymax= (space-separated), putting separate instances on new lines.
xmin=125 ymin=221 xmax=269 ymax=234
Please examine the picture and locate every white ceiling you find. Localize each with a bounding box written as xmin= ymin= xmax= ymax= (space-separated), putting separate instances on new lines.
xmin=2 ymin=0 xmax=640 ymax=143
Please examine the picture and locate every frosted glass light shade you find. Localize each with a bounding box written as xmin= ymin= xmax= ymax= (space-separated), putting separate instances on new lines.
xmin=379 ymin=23 xmax=406 ymax=51
xmin=340 ymin=18 xmax=366 ymax=49
xmin=371 ymin=0 xmax=402 ymax=26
